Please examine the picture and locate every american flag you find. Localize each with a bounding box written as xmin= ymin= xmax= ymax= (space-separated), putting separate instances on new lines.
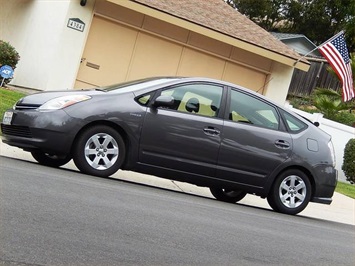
xmin=318 ymin=32 xmax=354 ymax=102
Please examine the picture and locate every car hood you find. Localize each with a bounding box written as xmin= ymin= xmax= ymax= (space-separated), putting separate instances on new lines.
xmin=16 ymin=90 xmax=103 ymax=107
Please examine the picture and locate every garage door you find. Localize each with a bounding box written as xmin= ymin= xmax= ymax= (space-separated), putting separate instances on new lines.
xmin=75 ymin=15 xmax=266 ymax=92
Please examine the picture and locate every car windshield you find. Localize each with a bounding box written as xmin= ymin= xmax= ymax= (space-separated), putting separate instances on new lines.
xmin=100 ymin=77 xmax=180 ymax=93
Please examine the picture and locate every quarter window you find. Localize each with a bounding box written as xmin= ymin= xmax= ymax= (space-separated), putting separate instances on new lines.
xmin=136 ymin=93 xmax=152 ymax=106
xmin=229 ymin=90 xmax=280 ymax=130
xmin=280 ymin=110 xmax=307 ymax=133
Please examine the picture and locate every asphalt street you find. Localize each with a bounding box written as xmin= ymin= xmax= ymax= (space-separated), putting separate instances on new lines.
xmin=1 ymin=138 xmax=354 ymax=226
xmin=1 ymin=156 xmax=354 ymax=266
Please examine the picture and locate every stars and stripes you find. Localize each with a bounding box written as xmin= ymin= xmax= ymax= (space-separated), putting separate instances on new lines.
xmin=318 ymin=32 xmax=354 ymax=102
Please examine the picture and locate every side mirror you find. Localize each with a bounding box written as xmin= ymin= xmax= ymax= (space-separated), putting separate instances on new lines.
xmin=153 ymin=95 xmax=174 ymax=108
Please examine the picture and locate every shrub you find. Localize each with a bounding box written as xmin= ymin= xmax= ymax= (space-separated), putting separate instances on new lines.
xmin=0 ymin=40 xmax=20 ymax=85
xmin=0 ymin=40 xmax=20 ymax=69
xmin=334 ymin=111 xmax=355 ymax=127
xmin=342 ymin=138 xmax=355 ymax=184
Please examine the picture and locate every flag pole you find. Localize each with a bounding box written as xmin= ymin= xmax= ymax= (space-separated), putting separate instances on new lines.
xmin=293 ymin=31 xmax=344 ymax=67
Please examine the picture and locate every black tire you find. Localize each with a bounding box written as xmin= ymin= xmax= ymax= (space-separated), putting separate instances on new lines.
xmin=73 ymin=125 xmax=125 ymax=177
xmin=267 ymin=169 xmax=311 ymax=215
xmin=31 ymin=151 xmax=72 ymax=167
xmin=210 ymin=187 xmax=247 ymax=203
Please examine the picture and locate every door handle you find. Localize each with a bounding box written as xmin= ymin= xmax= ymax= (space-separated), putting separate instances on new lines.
xmin=275 ymin=140 xmax=290 ymax=149
xmin=203 ymin=127 xmax=220 ymax=136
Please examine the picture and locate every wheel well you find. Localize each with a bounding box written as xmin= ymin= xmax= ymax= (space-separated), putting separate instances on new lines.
xmin=268 ymin=166 xmax=315 ymax=198
xmin=71 ymin=120 xmax=131 ymax=164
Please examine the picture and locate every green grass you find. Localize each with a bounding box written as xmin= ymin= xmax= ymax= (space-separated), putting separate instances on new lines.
xmin=335 ymin=181 xmax=355 ymax=199
xmin=0 ymin=87 xmax=26 ymax=120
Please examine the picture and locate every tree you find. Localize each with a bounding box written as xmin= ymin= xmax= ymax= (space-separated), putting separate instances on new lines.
xmin=226 ymin=0 xmax=355 ymax=52
xmin=226 ymin=0 xmax=287 ymax=31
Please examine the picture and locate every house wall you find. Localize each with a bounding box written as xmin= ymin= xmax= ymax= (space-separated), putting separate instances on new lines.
xmin=0 ymin=0 xmax=95 ymax=90
xmin=285 ymin=103 xmax=355 ymax=182
xmin=264 ymin=62 xmax=294 ymax=103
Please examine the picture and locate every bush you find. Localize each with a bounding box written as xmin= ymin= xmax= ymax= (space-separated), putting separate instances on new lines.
xmin=334 ymin=111 xmax=355 ymax=127
xmin=0 ymin=40 xmax=20 ymax=69
xmin=0 ymin=40 xmax=20 ymax=85
xmin=342 ymin=138 xmax=355 ymax=184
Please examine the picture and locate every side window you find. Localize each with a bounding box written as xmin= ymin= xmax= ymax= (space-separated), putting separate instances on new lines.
xmin=159 ymin=83 xmax=223 ymax=118
xmin=280 ymin=110 xmax=307 ymax=133
xmin=136 ymin=93 xmax=152 ymax=106
xmin=229 ymin=90 xmax=280 ymax=130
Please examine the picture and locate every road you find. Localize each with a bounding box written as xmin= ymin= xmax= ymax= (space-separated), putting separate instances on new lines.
xmin=1 ymin=156 xmax=354 ymax=266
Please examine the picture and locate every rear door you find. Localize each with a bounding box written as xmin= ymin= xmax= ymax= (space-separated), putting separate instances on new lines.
xmin=217 ymin=88 xmax=293 ymax=188
xmin=139 ymin=83 xmax=224 ymax=177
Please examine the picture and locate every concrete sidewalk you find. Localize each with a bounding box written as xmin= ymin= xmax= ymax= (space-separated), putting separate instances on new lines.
xmin=1 ymin=138 xmax=354 ymax=226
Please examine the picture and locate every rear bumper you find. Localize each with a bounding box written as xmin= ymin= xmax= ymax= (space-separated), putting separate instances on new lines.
xmin=311 ymin=196 xmax=332 ymax=205
xmin=311 ymin=166 xmax=337 ymax=205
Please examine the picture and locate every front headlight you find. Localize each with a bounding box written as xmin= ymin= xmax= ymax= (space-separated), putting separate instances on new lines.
xmin=38 ymin=95 xmax=91 ymax=111
xmin=328 ymin=140 xmax=336 ymax=167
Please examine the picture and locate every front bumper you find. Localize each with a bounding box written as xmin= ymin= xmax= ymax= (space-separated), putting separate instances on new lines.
xmin=1 ymin=109 xmax=82 ymax=155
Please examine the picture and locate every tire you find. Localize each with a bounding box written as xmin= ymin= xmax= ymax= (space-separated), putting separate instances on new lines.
xmin=267 ymin=169 xmax=311 ymax=215
xmin=73 ymin=125 xmax=125 ymax=177
xmin=210 ymin=187 xmax=247 ymax=203
xmin=31 ymin=151 xmax=72 ymax=167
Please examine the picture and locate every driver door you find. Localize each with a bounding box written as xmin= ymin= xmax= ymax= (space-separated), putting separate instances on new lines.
xmin=139 ymin=83 xmax=224 ymax=178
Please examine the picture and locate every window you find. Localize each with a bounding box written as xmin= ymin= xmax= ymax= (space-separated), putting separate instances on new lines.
xmin=136 ymin=94 xmax=152 ymax=106
xmin=158 ymin=83 xmax=223 ymax=118
xmin=280 ymin=110 xmax=307 ymax=133
xmin=229 ymin=90 xmax=280 ymax=130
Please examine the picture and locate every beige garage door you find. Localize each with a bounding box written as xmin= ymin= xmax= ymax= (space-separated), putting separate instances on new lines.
xmin=75 ymin=15 xmax=266 ymax=92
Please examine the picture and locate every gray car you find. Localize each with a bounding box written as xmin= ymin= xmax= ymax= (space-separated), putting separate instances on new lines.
xmin=1 ymin=77 xmax=337 ymax=215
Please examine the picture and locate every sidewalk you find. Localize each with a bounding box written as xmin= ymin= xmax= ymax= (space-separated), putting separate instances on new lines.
xmin=1 ymin=138 xmax=354 ymax=226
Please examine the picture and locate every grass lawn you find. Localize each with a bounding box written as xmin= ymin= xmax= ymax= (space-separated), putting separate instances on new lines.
xmin=0 ymin=87 xmax=26 ymax=120
xmin=335 ymin=181 xmax=355 ymax=199
xmin=1 ymin=86 xmax=355 ymax=199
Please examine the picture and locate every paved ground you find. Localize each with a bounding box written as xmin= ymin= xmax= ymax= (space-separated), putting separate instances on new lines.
xmin=1 ymin=138 xmax=354 ymax=226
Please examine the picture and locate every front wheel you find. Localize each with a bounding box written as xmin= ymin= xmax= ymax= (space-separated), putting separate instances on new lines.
xmin=267 ymin=169 xmax=311 ymax=215
xmin=210 ymin=188 xmax=247 ymax=203
xmin=73 ymin=125 xmax=126 ymax=177
xmin=31 ymin=151 xmax=72 ymax=167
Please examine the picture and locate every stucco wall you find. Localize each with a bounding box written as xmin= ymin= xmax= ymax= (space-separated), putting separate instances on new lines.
xmin=0 ymin=0 xmax=95 ymax=90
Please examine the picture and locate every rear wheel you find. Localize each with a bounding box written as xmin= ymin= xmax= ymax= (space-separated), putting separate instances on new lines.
xmin=210 ymin=188 xmax=247 ymax=203
xmin=31 ymin=151 xmax=72 ymax=167
xmin=267 ymin=169 xmax=311 ymax=215
xmin=73 ymin=125 xmax=125 ymax=177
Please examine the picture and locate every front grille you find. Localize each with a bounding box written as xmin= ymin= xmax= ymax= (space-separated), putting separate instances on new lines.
xmin=1 ymin=124 xmax=32 ymax=138
xmin=15 ymin=104 xmax=39 ymax=110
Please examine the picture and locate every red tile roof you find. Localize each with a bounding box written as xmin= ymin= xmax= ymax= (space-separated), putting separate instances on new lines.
xmin=132 ymin=0 xmax=302 ymax=60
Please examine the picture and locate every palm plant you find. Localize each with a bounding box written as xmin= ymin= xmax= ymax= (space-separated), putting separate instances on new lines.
xmin=311 ymin=88 xmax=353 ymax=120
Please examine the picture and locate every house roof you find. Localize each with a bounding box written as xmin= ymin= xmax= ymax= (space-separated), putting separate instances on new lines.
xmin=271 ymin=32 xmax=322 ymax=57
xmin=106 ymin=0 xmax=309 ymax=71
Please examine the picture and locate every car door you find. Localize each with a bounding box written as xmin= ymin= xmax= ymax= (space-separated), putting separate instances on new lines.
xmin=216 ymin=88 xmax=293 ymax=188
xmin=139 ymin=83 xmax=224 ymax=177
